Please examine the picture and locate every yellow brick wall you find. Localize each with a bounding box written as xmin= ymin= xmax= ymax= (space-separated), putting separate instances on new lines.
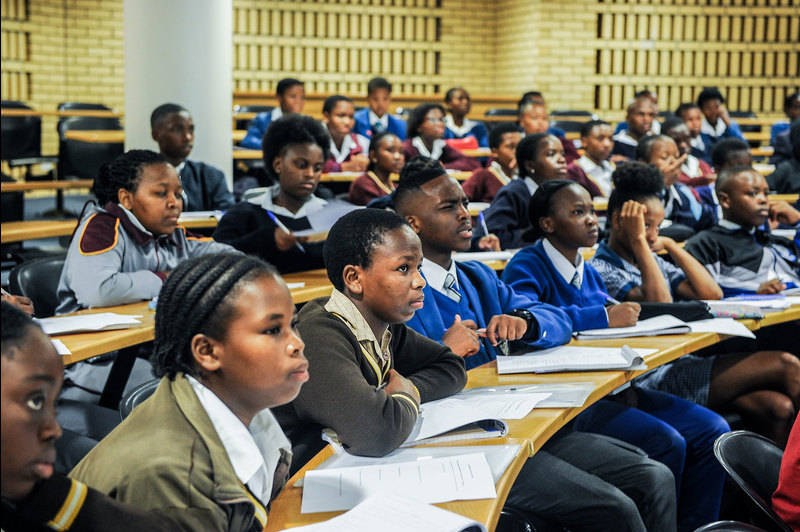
xmin=1 ymin=0 xmax=124 ymax=155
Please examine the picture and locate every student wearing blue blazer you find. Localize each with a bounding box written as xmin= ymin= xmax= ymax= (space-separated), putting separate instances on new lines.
xmin=442 ymin=87 xmax=489 ymax=148
xmin=502 ymin=179 xmax=728 ymax=531
xmin=352 ymin=77 xmax=407 ymax=140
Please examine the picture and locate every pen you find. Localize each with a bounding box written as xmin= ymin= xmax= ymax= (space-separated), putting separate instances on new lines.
xmin=266 ymin=210 xmax=306 ymax=253
xmin=478 ymin=211 xmax=490 ymax=237
xmin=604 ymin=294 xmax=621 ymax=305
xmin=375 ymin=380 xmax=388 ymax=393
xmin=0 ymin=287 xmax=10 ymax=296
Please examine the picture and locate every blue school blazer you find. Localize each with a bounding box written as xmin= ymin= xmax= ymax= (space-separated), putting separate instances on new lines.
xmin=353 ymin=108 xmax=407 ymax=140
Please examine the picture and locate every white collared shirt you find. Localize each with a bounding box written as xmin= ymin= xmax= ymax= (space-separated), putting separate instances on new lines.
xmin=412 ymin=136 xmax=446 ymax=161
xmin=690 ymin=135 xmax=706 ymax=152
xmin=662 ymin=184 xmax=684 ymax=219
xmin=613 ymin=130 xmax=642 ymax=147
xmin=368 ymin=110 xmax=388 ymax=131
xmin=270 ymin=107 xmax=283 ymax=121
xmin=443 ymin=114 xmax=477 ymax=138
xmin=422 ymin=257 xmax=459 ymax=296
xmin=523 ymin=176 xmax=539 ymax=196
xmin=681 ymin=154 xmax=703 ymax=178
xmin=490 ymin=160 xmax=517 ymax=182
xmin=718 ymin=218 xmax=746 ymax=232
xmin=329 ymin=134 xmax=370 ymax=164
xmin=542 ymin=237 xmax=585 ymax=288
xmin=701 ymin=116 xmax=727 ymax=137
xmin=187 ymin=376 xmax=291 ymax=504
xmin=576 ymin=155 xmax=614 ymax=197
xmin=259 ymin=184 xmax=328 ymax=219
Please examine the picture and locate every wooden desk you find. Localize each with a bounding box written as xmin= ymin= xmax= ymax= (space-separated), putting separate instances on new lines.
xmin=1 ymin=109 xmax=123 ymax=118
xmin=233 ymin=129 xmax=247 ymax=143
xmin=1 ymin=216 xmax=220 ymax=244
xmin=233 ymin=149 xmax=263 ymax=160
xmin=63 ymin=130 xmax=125 ymax=143
xmin=751 ymin=146 xmax=774 ymax=158
xmin=1 ymin=179 xmax=93 ymax=193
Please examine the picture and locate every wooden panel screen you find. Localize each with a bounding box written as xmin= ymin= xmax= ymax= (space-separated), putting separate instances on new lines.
xmin=1 ymin=0 xmax=31 ymax=101
xmin=591 ymin=0 xmax=800 ymax=115
xmin=232 ymin=0 xmax=445 ymax=95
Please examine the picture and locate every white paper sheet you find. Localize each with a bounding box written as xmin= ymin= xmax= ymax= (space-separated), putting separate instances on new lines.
xmin=497 ymin=345 xmax=656 ymax=374
xmin=576 ymin=315 xmax=690 ymax=339
xmin=724 ymin=295 xmax=792 ymax=310
xmin=178 ymin=210 xmax=224 ymax=221
xmin=50 ymin=339 xmax=71 ymax=355
xmin=35 ymin=313 xmax=143 ymax=335
xmin=458 ymin=383 xmax=595 ymax=408
xmin=453 ymin=250 xmax=518 ymax=262
xmin=289 ymin=494 xmax=487 ymax=532
xmin=449 ymin=392 xmax=552 ymax=419
xmin=403 ymin=398 xmax=504 ymax=444
xmin=300 ymin=452 xmax=497 ymax=513
xmin=686 ymin=318 xmax=756 ymax=338
xmin=286 ymin=282 xmax=305 ymax=289
xmin=292 ymin=202 xmax=363 ymax=237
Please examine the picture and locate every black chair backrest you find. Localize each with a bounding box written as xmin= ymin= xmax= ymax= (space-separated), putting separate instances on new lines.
xmin=693 ymin=520 xmax=769 ymax=532
xmin=550 ymin=110 xmax=595 ymax=117
xmin=8 ymin=254 xmax=67 ymax=318
xmin=57 ymin=116 xmax=124 ymax=180
xmin=57 ymin=102 xmax=113 ymax=112
xmin=550 ymin=119 xmax=586 ymax=134
xmin=713 ymin=431 xmax=791 ymax=532
xmin=233 ymin=104 xmax=274 ymax=130
xmin=1 ymin=100 xmax=43 ymax=161
xmin=485 ymin=108 xmax=517 ymax=117
xmin=119 ymin=378 xmax=160 ymax=420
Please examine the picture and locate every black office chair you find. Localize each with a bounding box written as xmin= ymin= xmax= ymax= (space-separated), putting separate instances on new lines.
xmin=8 ymin=254 xmax=67 ymax=318
xmin=550 ymin=110 xmax=597 ymax=119
xmin=693 ymin=521 xmax=768 ymax=532
xmin=713 ymin=431 xmax=791 ymax=532
xmin=56 ymin=115 xmax=124 ymax=181
xmin=233 ymin=104 xmax=274 ymax=130
xmin=549 ymin=119 xmax=586 ymax=134
xmin=485 ymin=108 xmax=518 ymax=117
xmin=57 ymin=102 xmax=113 ymax=112
xmin=728 ymin=111 xmax=760 ymax=148
xmin=1 ymin=100 xmax=58 ymax=180
xmin=118 ymin=378 xmax=160 ymax=420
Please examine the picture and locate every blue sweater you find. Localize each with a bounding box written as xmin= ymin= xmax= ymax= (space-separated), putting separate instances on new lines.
xmin=501 ymin=241 xmax=609 ymax=332
xmin=443 ymin=120 xmax=489 ymax=148
xmin=353 ymin=108 xmax=407 ymax=140
xmin=405 ymin=260 xmax=572 ymax=369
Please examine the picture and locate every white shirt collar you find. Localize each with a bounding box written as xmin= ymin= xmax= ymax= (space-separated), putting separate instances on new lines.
xmin=690 ymin=135 xmax=705 ymax=150
xmin=523 ymin=176 xmax=539 ymax=196
xmin=681 ymin=154 xmax=701 ymax=177
xmin=422 ymin=257 xmax=459 ymax=295
xmin=117 ymin=204 xmax=154 ymax=237
xmin=260 ymin=184 xmax=328 ymax=219
xmin=542 ymin=237 xmax=584 ymax=287
xmin=174 ymin=161 xmax=186 ymax=174
xmin=701 ymin=116 xmax=727 ymax=137
xmin=576 ymin=155 xmax=614 ymax=197
xmin=271 ymin=107 xmax=283 ymax=121
xmin=329 ymin=134 xmax=358 ymax=164
xmin=613 ymin=130 xmax=642 ymax=146
xmin=490 ymin=160 xmax=517 ymax=180
xmin=187 ymin=375 xmax=291 ymax=504
xmin=662 ymin=184 xmax=684 ymax=218
xmin=719 ymin=218 xmax=750 ymax=232
xmin=443 ymin=114 xmax=476 ymax=137
xmin=412 ymin=136 xmax=445 ymax=161
xmin=368 ymin=110 xmax=388 ymax=130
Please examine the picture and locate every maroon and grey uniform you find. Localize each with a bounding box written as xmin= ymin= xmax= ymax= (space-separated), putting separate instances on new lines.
xmin=56 ymin=202 xmax=235 ymax=314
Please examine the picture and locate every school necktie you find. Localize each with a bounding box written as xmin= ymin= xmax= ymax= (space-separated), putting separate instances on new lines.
xmin=444 ymin=273 xmax=461 ymax=303
xmin=570 ymin=271 xmax=581 ymax=289
xmin=372 ymin=122 xmax=385 ymax=133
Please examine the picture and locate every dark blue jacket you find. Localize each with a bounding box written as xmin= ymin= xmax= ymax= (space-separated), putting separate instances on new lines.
xmin=471 ymin=179 xmax=533 ymax=250
xmin=353 ymin=108 xmax=407 ymax=140
xmin=405 ymin=260 xmax=573 ymax=370
xmin=444 ymin=120 xmax=489 ymax=148
xmin=501 ymin=240 xmax=610 ymax=332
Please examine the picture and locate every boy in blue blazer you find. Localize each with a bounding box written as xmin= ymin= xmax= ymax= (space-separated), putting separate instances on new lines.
xmin=353 ymin=77 xmax=406 ymax=140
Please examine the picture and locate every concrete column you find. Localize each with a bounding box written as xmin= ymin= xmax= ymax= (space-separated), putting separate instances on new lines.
xmin=123 ymin=0 xmax=233 ymax=187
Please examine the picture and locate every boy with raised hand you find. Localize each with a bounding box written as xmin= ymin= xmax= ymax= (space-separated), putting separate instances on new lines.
xmin=685 ymin=165 xmax=800 ymax=296
xmin=353 ymin=77 xmax=407 ymax=140
xmin=150 ymin=103 xmax=234 ymax=212
xmin=393 ymin=157 xmax=677 ymax=532
xmin=0 ymin=301 xmax=176 ymax=532
xmin=272 ymin=208 xmax=467 ymax=470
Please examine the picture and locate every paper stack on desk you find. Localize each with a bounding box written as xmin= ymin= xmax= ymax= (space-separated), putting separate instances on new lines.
xmin=36 ymin=313 xmax=142 ymax=335
xmin=575 ymin=315 xmax=691 ymax=339
xmin=497 ymin=345 xmax=655 ymax=374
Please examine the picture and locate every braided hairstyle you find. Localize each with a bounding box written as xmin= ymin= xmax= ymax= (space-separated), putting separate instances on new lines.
xmin=91 ymin=149 xmax=168 ymax=205
xmin=607 ymin=162 xmax=665 ymax=218
xmin=525 ymin=179 xmax=582 ymax=241
xmin=1 ymin=300 xmax=41 ymax=358
xmin=151 ymin=253 xmax=277 ymax=379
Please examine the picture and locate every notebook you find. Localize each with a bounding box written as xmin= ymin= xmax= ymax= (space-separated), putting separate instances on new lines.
xmin=575 ymin=315 xmax=691 ymax=339
xmin=497 ymin=345 xmax=654 ymax=375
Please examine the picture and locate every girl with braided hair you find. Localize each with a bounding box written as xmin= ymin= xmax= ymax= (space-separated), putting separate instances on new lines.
xmin=70 ymin=254 xmax=309 ymax=531
xmin=56 ymin=149 xmax=234 ymax=314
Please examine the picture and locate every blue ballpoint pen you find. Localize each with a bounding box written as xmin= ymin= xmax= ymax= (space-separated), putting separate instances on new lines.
xmin=478 ymin=211 xmax=490 ymax=237
xmin=267 ymin=210 xmax=306 ymax=253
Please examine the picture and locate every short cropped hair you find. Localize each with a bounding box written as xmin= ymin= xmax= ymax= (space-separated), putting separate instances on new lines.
xmin=92 ymin=149 xmax=168 ymax=205
xmin=322 ymin=95 xmax=353 ymax=114
xmin=580 ymin=119 xmax=610 ymax=138
xmin=675 ymin=102 xmax=700 ymax=120
xmin=716 ymin=165 xmax=759 ymax=195
xmin=406 ymin=103 xmax=445 ymax=139
xmin=635 ymin=134 xmax=672 ymax=162
xmin=1 ymin=300 xmax=40 ymax=358
xmin=661 ymin=117 xmax=687 ymax=135
xmin=607 ymin=162 xmax=665 ymax=217
xmin=151 ymin=254 xmax=277 ymax=379
xmin=367 ymin=77 xmax=392 ymax=94
xmin=276 ymin=78 xmax=303 ymax=96
xmin=150 ymin=103 xmax=187 ymax=128
xmin=489 ymin=123 xmax=523 ymax=149
xmin=697 ymin=87 xmax=725 ymax=108
xmin=710 ymin=138 xmax=751 ymax=170
xmin=394 ymin=156 xmax=448 ymax=212
xmin=261 ymin=114 xmax=331 ymax=180
xmin=444 ymin=87 xmax=466 ymax=103
xmin=323 ymin=209 xmax=410 ymax=292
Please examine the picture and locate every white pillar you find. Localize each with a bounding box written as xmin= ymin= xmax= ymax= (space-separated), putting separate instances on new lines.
xmin=123 ymin=0 xmax=233 ymax=188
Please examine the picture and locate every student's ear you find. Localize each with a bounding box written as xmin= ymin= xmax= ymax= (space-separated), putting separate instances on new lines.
xmin=272 ymin=156 xmax=283 ymax=178
xmin=522 ymin=158 xmax=536 ymax=176
xmin=717 ymin=190 xmax=731 ymax=210
xmin=609 ymin=210 xmax=621 ymax=231
xmin=118 ymin=188 xmax=134 ymax=210
xmin=342 ymin=265 xmax=364 ymax=297
xmin=539 ymin=215 xmax=555 ymax=235
xmin=490 ymin=147 xmax=500 ymax=158
xmin=321 ymin=112 xmax=330 ymax=126
xmin=404 ymin=214 xmax=422 ymax=234
xmin=191 ymin=333 xmax=223 ymax=373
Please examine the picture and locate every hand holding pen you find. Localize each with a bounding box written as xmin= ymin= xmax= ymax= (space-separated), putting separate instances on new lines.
xmin=476 ymin=212 xmax=501 ymax=251
xmin=603 ymin=294 xmax=641 ymax=328
xmin=267 ymin=211 xmax=307 ymax=253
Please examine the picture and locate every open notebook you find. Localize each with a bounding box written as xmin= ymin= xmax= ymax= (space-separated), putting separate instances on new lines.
xmin=575 ymin=315 xmax=690 ymax=340
xmin=35 ymin=313 xmax=143 ymax=335
xmin=497 ymin=345 xmax=654 ymax=375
